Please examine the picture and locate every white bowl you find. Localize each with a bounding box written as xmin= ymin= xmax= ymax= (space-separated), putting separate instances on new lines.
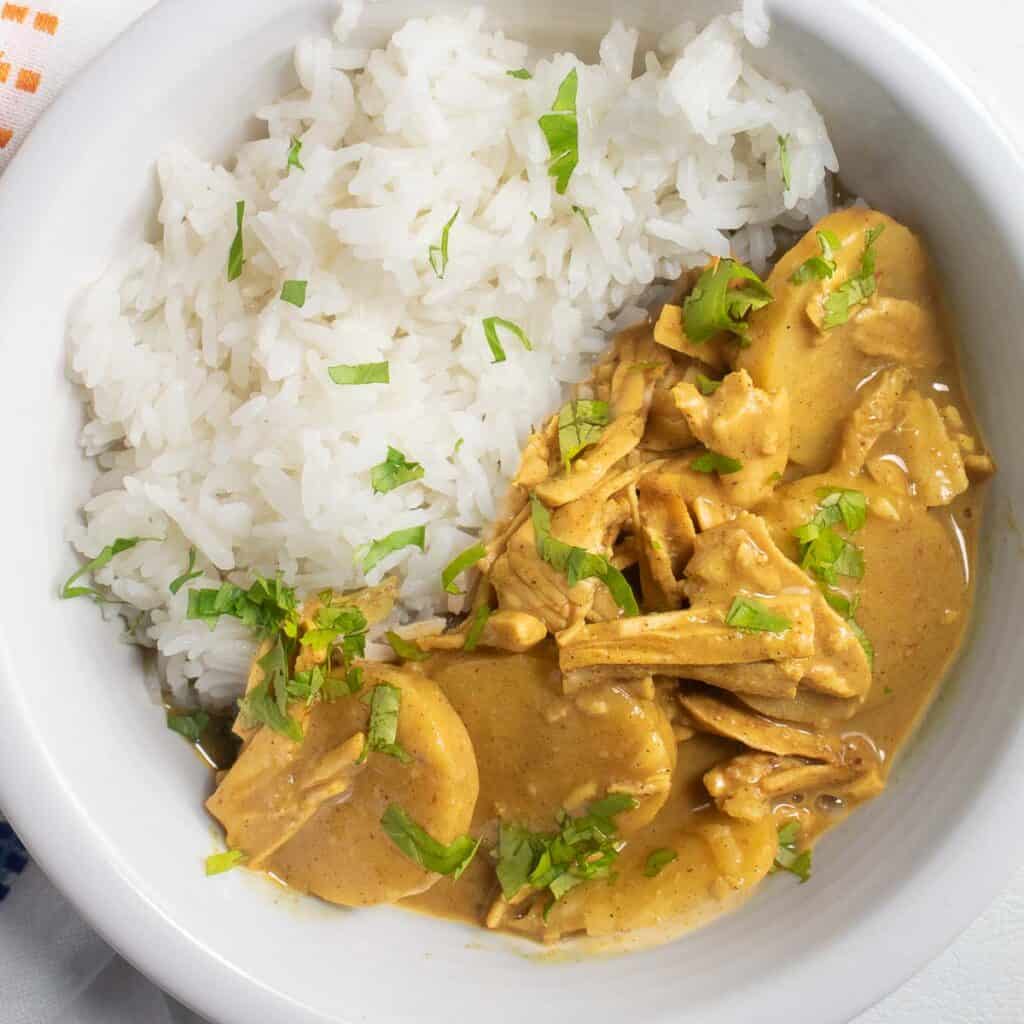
xmin=1 ymin=2 xmax=1022 ymax=1022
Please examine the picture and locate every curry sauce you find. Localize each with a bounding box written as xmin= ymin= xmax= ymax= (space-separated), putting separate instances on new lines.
xmin=201 ymin=208 xmax=992 ymax=949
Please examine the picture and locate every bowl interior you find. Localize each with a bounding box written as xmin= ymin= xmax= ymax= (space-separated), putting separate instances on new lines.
xmin=1 ymin=2 xmax=1022 ymax=1023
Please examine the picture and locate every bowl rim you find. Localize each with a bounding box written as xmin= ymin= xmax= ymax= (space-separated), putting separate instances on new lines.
xmin=1 ymin=1 xmax=1023 ymax=1022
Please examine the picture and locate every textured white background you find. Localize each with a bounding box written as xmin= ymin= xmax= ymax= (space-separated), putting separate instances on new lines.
xmin=1 ymin=1 xmax=1020 ymax=1021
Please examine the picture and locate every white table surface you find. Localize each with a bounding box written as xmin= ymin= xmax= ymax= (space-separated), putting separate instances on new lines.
xmin=6 ymin=1 xmax=1022 ymax=1021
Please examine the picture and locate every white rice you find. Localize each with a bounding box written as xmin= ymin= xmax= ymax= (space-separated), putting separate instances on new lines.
xmin=66 ymin=1 xmax=836 ymax=708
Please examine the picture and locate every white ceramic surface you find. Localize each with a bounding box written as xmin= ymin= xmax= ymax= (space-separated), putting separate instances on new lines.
xmin=1 ymin=2 xmax=1022 ymax=1023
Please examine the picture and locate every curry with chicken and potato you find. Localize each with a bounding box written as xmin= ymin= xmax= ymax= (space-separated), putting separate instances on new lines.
xmin=193 ymin=207 xmax=993 ymax=947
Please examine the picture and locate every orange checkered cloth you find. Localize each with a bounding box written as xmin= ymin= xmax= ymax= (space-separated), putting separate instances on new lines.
xmin=0 ymin=0 xmax=155 ymax=170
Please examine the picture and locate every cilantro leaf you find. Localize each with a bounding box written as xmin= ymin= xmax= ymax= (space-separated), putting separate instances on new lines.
xmin=771 ymin=822 xmax=812 ymax=882
xmin=60 ymin=536 xmax=149 ymax=601
xmin=791 ymin=229 xmax=842 ymax=284
xmin=462 ymin=604 xmax=492 ymax=651
xmin=358 ymin=683 xmax=412 ymax=764
xmin=357 ymin=525 xmax=427 ymax=573
xmin=815 ymin=487 xmax=867 ymax=532
xmin=441 ymin=542 xmax=486 ymax=595
xmin=227 ymin=200 xmax=245 ymax=282
xmin=823 ymin=225 xmax=886 ymax=329
xmin=557 ymin=399 xmax=609 ymax=468
xmin=690 ymin=449 xmax=743 ymax=475
xmin=428 ymin=207 xmax=459 ymax=279
xmin=539 ymin=68 xmax=579 ymax=194
xmin=482 ymin=316 xmax=533 ymax=364
xmin=238 ymin=638 xmax=303 ymax=742
xmin=682 ymin=259 xmax=773 ymax=344
xmin=643 ymin=847 xmax=678 ymax=878
xmin=186 ymin=575 xmax=298 ymax=637
xmin=571 ymin=205 xmax=593 ymax=230
xmin=381 ymin=804 xmax=480 ymax=878
xmin=166 ymin=709 xmax=209 ymax=743
xmin=494 ymin=793 xmax=637 ymax=904
xmin=506 ymin=68 xmax=532 ymax=80
xmin=328 ymin=361 xmax=390 ymax=386
xmin=169 ymin=547 xmax=203 ymax=595
xmin=530 ymin=496 xmax=638 ymax=616
xmin=286 ymin=137 xmax=304 ymax=172
xmin=205 ymin=849 xmax=246 ymax=876
xmin=280 ymin=279 xmax=307 ymax=307
xmin=725 ymin=597 xmax=792 ymax=633
xmin=778 ymin=134 xmax=792 ymax=190
xmin=385 ymin=630 xmax=430 ymax=662
xmin=370 ymin=446 xmax=425 ymax=494
xmin=695 ymin=373 xmax=721 ymax=395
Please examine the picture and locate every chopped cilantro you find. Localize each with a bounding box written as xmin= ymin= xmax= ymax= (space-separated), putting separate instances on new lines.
xmin=506 ymin=68 xmax=533 ymax=80
xmin=778 ymin=134 xmax=792 ymax=190
xmin=791 ymin=229 xmax=842 ymax=284
xmin=557 ymin=399 xmax=609 ymax=469
xmin=205 ymin=849 xmax=246 ymax=876
xmin=441 ymin=542 xmax=486 ymax=595
xmin=539 ymin=68 xmax=579 ymax=194
xmin=823 ymin=224 xmax=885 ymax=329
xmin=428 ymin=207 xmax=459 ymax=279
xmin=280 ymin=279 xmax=307 ymax=307
xmin=381 ymin=804 xmax=480 ymax=878
xmin=358 ymin=683 xmax=412 ymax=764
xmin=695 ymin=373 xmax=721 ymax=396
xmin=169 ymin=547 xmax=203 ymax=595
xmin=463 ymin=604 xmax=492 ymax=651
xmin=227 ymin=200 xmax=245 ymax=282
xmin=644 ymin=848 xmax=679 ymax=877
xmin=690 ymin=449 xmax=743 ymax=475
xmin=166 ymin=709 xmax=209 ymax=743
xmin=725 ymin=597 xmax=792 ymax=633
xmin=771 ymin=822 xmax=812 ymax=882
xmin=328 ymin=361 xmax=390 ymax=386
xmin=286 ymin=137 xmax=304 ymax=172
xmin=385 ymin=631 xmax=430 ymax=662
xmin=371 ymin=446 xmax=425 ymax=494
xmin=530 ymin=495 xmax=638 ymax=616
xmin=683 ymin=258 xmax=773 ymax=344
xmin=60 ymin=536 xmax=150 ymax=601
xmin=482 ymin=316 xmax=533 ymax=364
xmin=357 ymin=525 xmax=427 ymax=573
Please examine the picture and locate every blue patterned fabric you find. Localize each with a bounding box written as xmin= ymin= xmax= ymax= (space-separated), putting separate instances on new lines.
xmin=0 ymin=819 xmax=29 ymax=902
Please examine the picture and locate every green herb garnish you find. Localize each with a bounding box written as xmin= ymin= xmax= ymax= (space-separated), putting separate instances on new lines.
xmin=385 ymin=630 xmax=430 ymax=662
xmin=428 ymin=207 xmax=459 ymax=279
xmin=695 ymin=373 xmax=721 ymax=396
xmin=690 ymin=449 xmax=743 ymax=475
xmin=227 ymin=200 xmax=245 ymax=282
xmin=790 ymin=229 xmax=842 ymax=284
xmin=286 ymin=137 xmax=304 ymax=172
xmin=643 ymin=848 xmax=679 ymax=878
xmin=169 ymin=547 xmax=203 ymax=595
xmin=186 ymin=575 xmax=298 ymax=636
xmin=530 ymin=496 xmax=638 ymax=616
xmin=778 ymin=134 xmax=792 ymax=190
xmin=280 ymin=279 xmax=307 ymax=307
xmin=482 ymin=316 xmax=533 ymax=364
xmin=328 ymin=361 xmax=390 ymax=386
xmin=240 ymin=638 xmax=304 ymax=742
xmin=463 ymin=604 xmax=492 ymax=651
xmin=166 ymin=709 xmax=209 ymax=743
xmin=682 ymin=258 xmax=773 ymax=344
xmin=357 ymin=525 xmax=427 ymax=573
xmin=771 ymin=822 xmax=812 ymax=882
xmin=823 ymin=225 xmax=885 ymax=329
xmin=358 ymin=683 xmax=412 ymax=764
xmin=205 ymin=849 xmax=246 ymax=876
xmin=571 ymin=205 xmax=592 ymax=230
xmin=557 ymin=399 xmax=609 ymax=469
xmin=815 ymin=487 xmax=867 ymax=532
xmin=725 ymin=597 xmax=792 ymax=633
xmin=506 ymin=68 xmax=533 ymax=80
xmin=381 ymin=804 xmax=480 ymax=878
xmin=441 ymin=542 xmax=486 ymax=595
xmin=539 ymin=68 xmax=579 ymax=195
xmin=794 ymin=489 xmax=867 ymax=586
xmin=60 ymin=536 xmax=149 ymax=601
xmin=821 ymin=588 xmax=875 ymax=667
xmin=371 ymin=446 xmax=425 ymax=494
xmin=495 ymin=793 xmax=637 ymax=904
